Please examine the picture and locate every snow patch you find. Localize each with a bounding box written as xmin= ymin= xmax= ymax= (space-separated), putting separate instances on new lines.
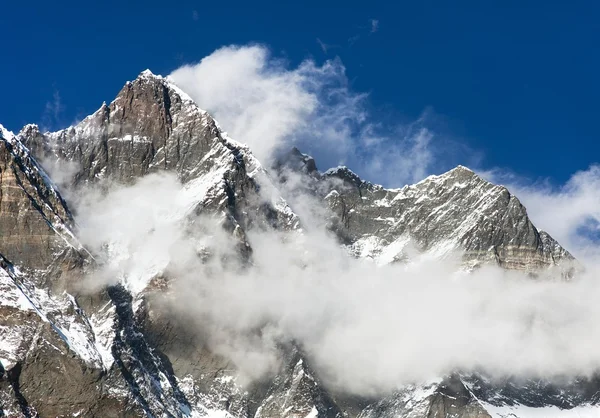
xmin=483 ymin=403 xmax=600 ymax=418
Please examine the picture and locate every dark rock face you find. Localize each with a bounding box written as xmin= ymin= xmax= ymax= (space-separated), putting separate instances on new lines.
xmin=0 ymin=70 xmax=591 ymax=417
xmin=0 ymin=128 xmax=118 ymax=416
xmin=0 ymin=253 xmax=125 ymax=418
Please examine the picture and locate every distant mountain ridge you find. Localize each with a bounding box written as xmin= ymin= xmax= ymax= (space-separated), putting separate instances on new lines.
xmin=0 ymin=70 xmax=589 ymax=417
xmin=276 ymin=146 xmax=574 ymax=274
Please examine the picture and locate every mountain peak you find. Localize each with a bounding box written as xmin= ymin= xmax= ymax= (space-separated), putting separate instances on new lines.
xmin=323 ymin=165 xmax=370 ymax=189
xmin=441 ymin=165 xmax=476 ymax=179
xmin=414 ymin=165 xmax=480 ymax=189
xmin=125 ymin=69 xmax=165 ymax=89
xmin=122 ymin=69 xmax=200 ymax=109
xmin=273 ymin=147 xmax=319 ymax=176
xmin=452 ymin=164 xmax=475 ymax=173
xmin=0 ymin=124 xmax=14 ymax=141
xmin=19 ymin=123 xmax=41 ymax=136
xmin=138 ymin=68 xmax=160 ymax=79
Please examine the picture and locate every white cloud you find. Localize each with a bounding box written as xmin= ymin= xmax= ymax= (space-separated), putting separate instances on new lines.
xmin=370 ymin=18 xmax=379 ymax=33
xmin=168 ymin=44 xmax=450 ymax=187
xmin=41 ymin=90 xmax=63 ymax=132
xmin=74 ymin=172 xmax=600 ymax=395
xmin=169 ymin=45 xmax=316 ymax=166
xmin=316 ymin=38 xmax=339 ymax=54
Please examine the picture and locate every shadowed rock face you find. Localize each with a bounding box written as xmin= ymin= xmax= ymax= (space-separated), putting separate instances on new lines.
xmin=0 ymin=70 xmax=590 ymax=417
xmin=254 ymin=351 xmax=344 ymax=418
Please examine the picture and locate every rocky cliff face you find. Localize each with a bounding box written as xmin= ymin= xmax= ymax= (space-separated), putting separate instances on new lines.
xmin=0 ymin=70 xmax=593 ymax=417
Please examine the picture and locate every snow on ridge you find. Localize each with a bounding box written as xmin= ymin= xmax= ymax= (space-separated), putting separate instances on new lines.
xmin=188 ymin=109 xmax=300 ymax=229
xmin=0 ymin=265 xmax=109 ymax=370
xmin=210 ymin=119 xmax=301 ymax=229
xmin=482 ymin=402 xmax=600 ymax=417
xmin=317 ymin=158 xmax=482 ymax=194
xmin=107 ymin=134 xmax=152 ymax=143
xmin=139 ymin=68 xmax=155 ymax=77
xmin=135 ymin=68 xmax=206 ymax=110
xmin=304 ymin=406 xmax=318 ymax=418
xmin=413 ymin=164 xmax=478 ymax=188
xmin=0 ymin=123 xmax=15 ymax=141
xmin=323 ymin=165 xmax=367 ymax=183
xmin=164 ymin=75 xmax=203 ymax=107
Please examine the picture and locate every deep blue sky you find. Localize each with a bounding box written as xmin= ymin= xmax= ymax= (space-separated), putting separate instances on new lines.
xmin=1 ymin=0 xmax=598 ymax=184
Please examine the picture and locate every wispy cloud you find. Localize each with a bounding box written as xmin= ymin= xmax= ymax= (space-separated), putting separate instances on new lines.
xmin=370 ymin=18 xmax=379 ymax=33
xmin=169 ymin=44 xmax=465 ymax=187
xmin=46 ymin=90 xmax=62 ymax=121
xmin=348 ymin=18 xmax=380 ymax=46
xmin=316 ymin=38 xmax=340 ymax=54
xmin=347 ymin=34 xmax=361 ymax=46
xmin=41 ymin=89 xmax=63 ymax=132
xmin=192 ymin=10 xmax=199 ymax=21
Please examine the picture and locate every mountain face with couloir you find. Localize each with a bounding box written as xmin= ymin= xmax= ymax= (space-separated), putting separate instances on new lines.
xmin=0 ymin=70 xmax=591 ymax=417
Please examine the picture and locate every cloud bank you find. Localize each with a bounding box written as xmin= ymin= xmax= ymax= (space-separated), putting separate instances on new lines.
xmin=71 ymin=171 xmax=600 ymax=395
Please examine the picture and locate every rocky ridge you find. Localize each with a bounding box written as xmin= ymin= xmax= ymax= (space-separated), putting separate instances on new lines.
xmin=276 ymin=147 xmax=573 ymax=274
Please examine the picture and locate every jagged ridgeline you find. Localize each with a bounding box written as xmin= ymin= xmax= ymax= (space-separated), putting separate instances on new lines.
xmin=0 ymin=70 xmax=589 ymax=417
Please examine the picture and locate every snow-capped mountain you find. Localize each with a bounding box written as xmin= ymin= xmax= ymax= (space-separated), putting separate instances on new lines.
xmin=0 ymin=70 xmax=595 ymax=417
